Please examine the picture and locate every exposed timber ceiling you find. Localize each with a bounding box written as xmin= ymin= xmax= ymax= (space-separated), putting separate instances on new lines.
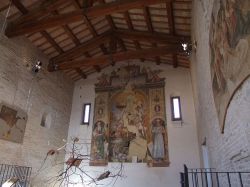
xmin=0 ymin=0 xmax=192 ymax=81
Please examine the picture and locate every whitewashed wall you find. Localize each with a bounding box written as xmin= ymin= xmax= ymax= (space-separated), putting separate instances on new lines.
xmin=0 ymin=26 xmax=74 ymax=186
xmin=68 ymin=61 xmax=200 ymax=187
xmin=191 ymin=0 xmax=250 ymax=186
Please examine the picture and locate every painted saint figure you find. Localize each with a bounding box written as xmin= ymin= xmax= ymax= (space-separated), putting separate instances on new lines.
xmin=93 ymin=121 xmax=106 ymax=159
xmin=151 ymin=118 xmax=165 ymax=160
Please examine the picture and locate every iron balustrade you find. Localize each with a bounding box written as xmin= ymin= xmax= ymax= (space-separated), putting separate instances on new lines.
xmin=180 ymin=165 xmax=250 ymax=187
xmin=0 ymin=164 xmax=32 ymax=187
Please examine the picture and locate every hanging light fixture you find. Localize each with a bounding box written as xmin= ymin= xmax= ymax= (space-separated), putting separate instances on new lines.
xmin=32 ymin=60 xmax=42 ymax=73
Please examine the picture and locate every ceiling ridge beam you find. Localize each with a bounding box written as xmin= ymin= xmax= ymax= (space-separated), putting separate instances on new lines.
xmin=48 ymin=45 xmax=183 ymax=71
xmin=6 ymin=0 xmax=170 ymax=37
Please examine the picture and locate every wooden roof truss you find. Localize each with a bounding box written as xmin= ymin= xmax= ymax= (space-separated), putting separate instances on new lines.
xmin=0 ymin=0 xmax=192 ymax=81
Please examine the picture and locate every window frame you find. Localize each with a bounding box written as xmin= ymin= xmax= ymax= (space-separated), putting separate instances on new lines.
xmin=170 ymin=96 xmax=182 ymax=121
xmin=82 ymin=103 xmax=91 ymax=125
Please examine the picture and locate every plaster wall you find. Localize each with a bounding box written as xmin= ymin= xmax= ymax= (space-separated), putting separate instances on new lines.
xmin=68 ymin=61 xmax=200 ymax=187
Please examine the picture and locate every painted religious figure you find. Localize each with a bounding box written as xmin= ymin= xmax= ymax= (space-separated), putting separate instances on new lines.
xmin=210 ymin=0 xmax=250 ymax=132
xmin=91 ymin=121 xmax=108 ymax=161
xmin=151 ymin=118 xmax=165 ymax=160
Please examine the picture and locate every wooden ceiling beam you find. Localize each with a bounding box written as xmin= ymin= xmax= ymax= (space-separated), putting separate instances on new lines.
xmin=93 ymin=65 xmax=101 ymax=72
xmin=143 ymin=6 xmax=153 ymax=32
xmin=143 ymin=6 xmax=162 ymax=64
xmin=52 ymin=10 xmax=80 ymax=47
xmin=166 ymin=2 xmax=175 ymax=35
xmin=12 ymin=0 xmax=28 ymax=14
xmin=63 ymin=25 xmax=80 ymax=45
xmin=98 ymin=0 xmax=116 ymax=30
xmin=124 ymin=11 xmax=145 ymax=62
xmin=109 ymin=37 xmax=118 ymax=53
xmin=173 ymin=54 xmax=178 ymax=68
xmin=12 ymin=0 xmax=69 ymax=25
xmin=117 ymin=38 xmax=127 ymax=51
xmin=40 ymin=31 xmax=64 ymax=53
xmin=114 ymin=29 xmax=190 ymax=44
xmin=166 ymin=2 xmax=179 ymax=67
xmin=51 ymin=31 xmax=112 ymax=63
xmin=72 ymin=0 xmax=108 ymax=56
xmin=48 ymin=45 xmax=183 ymax=71
xmin=6 ymin=0 xmax=170 ymax=37
xmin=12 ymin=0 xmax=64 ymax=54
xmin=75 ymin=68 xmax=87 ymax=79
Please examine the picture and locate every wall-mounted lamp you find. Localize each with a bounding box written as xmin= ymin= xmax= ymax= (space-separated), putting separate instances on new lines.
xmin=181 ymin=40 xmax=197 ymax=56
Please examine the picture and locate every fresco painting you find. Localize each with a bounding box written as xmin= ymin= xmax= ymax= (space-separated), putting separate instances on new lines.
xmin=0 ymin=103 xmax=27 ymax=143
xmin=90 ymin=65 xmax=169 ymax=167
xmin=210 ymin=0 xmax=250 ymax=132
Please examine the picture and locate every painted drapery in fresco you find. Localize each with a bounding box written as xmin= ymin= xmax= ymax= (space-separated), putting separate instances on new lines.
xmin=210 ymin=0 xmax=250 ymax=132
xmin=90 ymin=65 xmax=169 ymax=167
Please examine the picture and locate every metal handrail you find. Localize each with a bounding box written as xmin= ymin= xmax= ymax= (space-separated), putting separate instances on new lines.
xmin=181 ymin=165 xmax=250 ymax=187
xmin=0 ymin=164 xmax=32 ymax=187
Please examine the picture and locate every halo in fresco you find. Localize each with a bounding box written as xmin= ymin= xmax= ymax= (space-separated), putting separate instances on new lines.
xmin=210 ymin=0 xmax=250 ymax=132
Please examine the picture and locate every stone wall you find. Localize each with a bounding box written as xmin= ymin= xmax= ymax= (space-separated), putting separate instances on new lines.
xmin=0 ymin=30 xmax=74 ymax=186
xmin=191 ymin=0 xmax=250 ymax=186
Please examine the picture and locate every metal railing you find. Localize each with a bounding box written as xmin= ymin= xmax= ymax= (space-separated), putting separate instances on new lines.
xmin=180 ymin=165 xmax=250 ymax=187
xmin=0 ymin=164 xmax=32 ymax=187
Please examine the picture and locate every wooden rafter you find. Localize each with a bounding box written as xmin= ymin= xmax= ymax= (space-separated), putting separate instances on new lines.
xmin=75 ymin=68 xmax=87 ymax=79
xmin=48 ymin=45 xmax=183 ymax=71
xmin=12 ymin=0 xmax=69 ymax=25
xmin=72 ymin=0 xmax=108 ymax=62
xmin=51 ymin=31 xmax=112 ymax=63
xmin=12 ymin=0 xmax=28 ymax=14
xmin=124 ymin=11 xmax=145 ymax=62
xmin=116 ymin=37 xmax=127 ymax=51
xmin=143 ymin=6 xmax=153 ymax=32
xmin=143 ymin=6 xmax=161 ymax=64
xmin=166 ymin=2 xmax=175 ymax=35
xmin=12 ymin=0 xmax=64 ymax=55
xmin=166 ymin=2 xmax=178 ymax=67
xmin=6 ymin=0 xmax=170 ymax=37
xmin=99 ymin=0 xmax=116 ymax=30
xmin=40 ymin=31 xmax=64 ymax=53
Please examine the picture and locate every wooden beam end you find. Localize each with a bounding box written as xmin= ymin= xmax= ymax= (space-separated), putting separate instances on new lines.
xmin=47 ymin=62 xmax=57 ymax=72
